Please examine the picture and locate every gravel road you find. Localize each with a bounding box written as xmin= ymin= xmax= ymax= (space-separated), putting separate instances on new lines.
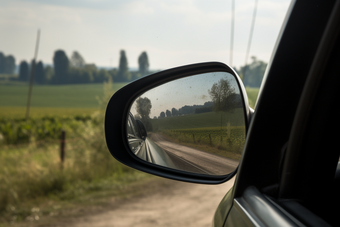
xmin=66 ymin=177 xmax=235 ymax=227
xmin=151 ymin=133 xmax=238 ymax=175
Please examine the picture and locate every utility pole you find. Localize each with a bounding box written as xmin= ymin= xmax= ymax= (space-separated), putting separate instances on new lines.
xmin=25 ymin=29 xmax=40 ymax=119
xmin=243 ymin=0 xmax=259 ymax=83
xmin=230 ymin=0 xmax=235 ymax=67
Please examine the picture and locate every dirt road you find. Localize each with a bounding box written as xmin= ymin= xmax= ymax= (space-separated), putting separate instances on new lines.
xmin=65 ymin=177 xmax=235 ymax=227
xmin=150 ymin=133 xmax=238 ymax=175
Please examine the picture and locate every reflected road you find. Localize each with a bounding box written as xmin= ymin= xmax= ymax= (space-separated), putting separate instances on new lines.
xmin=150 ymin=133 xmax=238 ymax=175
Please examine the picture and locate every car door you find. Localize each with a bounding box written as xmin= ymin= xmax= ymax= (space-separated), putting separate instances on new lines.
xmin=216 ymin=0 xmax=340 ymax=226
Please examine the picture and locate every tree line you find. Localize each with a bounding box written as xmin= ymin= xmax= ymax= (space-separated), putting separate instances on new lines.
xmin=236 ymin=56 xmax=267 ymax=88
xmin=0 ymin=52 xmax=16 ymax=74
xmin=1 ymin=50 xmax=267 ymax=87
xmin=1 ymin=50 xmax=152 ymax=84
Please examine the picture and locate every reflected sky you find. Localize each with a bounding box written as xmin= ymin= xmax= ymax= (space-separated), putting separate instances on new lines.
xmin=130 ymin=72 xmax=240 ymax=118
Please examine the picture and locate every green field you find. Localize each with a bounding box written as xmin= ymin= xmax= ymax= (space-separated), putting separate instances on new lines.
xmin=150 ymin=108 xmax=246 ymax=131
xmin=149 ymin=110 xmax=246 ymax=160
xmin=246 ymin=87 xmax=260 ymax=108
xmin=0 ymin=83 xmax=128 ymax=117
xmin=0 ymin=83 xmax=127 ymax=108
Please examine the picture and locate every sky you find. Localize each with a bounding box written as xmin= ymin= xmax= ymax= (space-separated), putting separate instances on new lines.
xmin=130 ymin=71 xmax=240 ymax=118
xmin=0 ymin=0 xmax=291 ymax=70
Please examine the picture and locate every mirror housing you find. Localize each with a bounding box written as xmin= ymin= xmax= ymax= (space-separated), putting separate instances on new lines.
xmin=105 ymin=62 xmax=251 ymax=184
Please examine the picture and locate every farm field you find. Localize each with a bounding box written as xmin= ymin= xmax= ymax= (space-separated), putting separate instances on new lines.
xmin=0 ymin=83 xmax=128 ymax=108
xmin=150 ymin=108 xmax=245 ymax=130
xmin=159 ymin=125 xmax=245 ymax=160
xmin=149 ymin=109 xmax=246 ymax=160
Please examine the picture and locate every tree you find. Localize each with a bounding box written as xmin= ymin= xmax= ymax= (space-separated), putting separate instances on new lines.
xmin=44 ymin=65 xmax=54 ymax=84
xmin=208 ymin=78 xmax=236 ymax=112
xmin=5 ymin=55 xmax=15 ymax=74
xmin=138 ymin=51 xmax=149 ymax=77
xmin=160 ymin=111 xmax=165 ymax=118
xmin=171 ymin=108 xmax=179 ymax=117
xmin=35 ymin=61 xmax=45 ymax=84
xmin=239 ymin=56 xmax=267 ymax=87
xmin=70 ymin=51 xmax=85 ymax=68
xmin=53 ymin=50 xmax=69 ymax=84
xmin=135 ymin=97 xmax=152 ymax=120
xmin=19 ymin=61 xmax=29 ymax=81
xmin=166 ymin=109 xmax=171 ymax=117
xmin=117 ymin=50 xmax=131 ymax=82
xmin=0 ymin=52 xmax=5 ymax=73
xmin=135 ymin=97 xmax=152 ymax=131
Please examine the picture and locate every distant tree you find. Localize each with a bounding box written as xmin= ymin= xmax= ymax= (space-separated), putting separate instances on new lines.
xmin=5 ymin=55 xmax=15 ymax=74
xmin=70 ymin=51 xmax=85 ymax=68
xmin=19 ymin=61 xmax=29 ymax=81
xmin=44 ymin=65 xmax=54 ymax=83
xmin=239 ymin=56 xmax=267 ymax=87
xmin=171 ymin=108 xmax=178 ymax=117
xmin=97 ymin=69 xmax=110 ymax=83
xmin=131 ymin=71 xmax=141 ymax=81
xmin=166 ymin=109 xmax=171 ymax=117
xmin=0 ymin=52 xmax=5 ymax=73
xmin=208 ymin=78 xmax=236 ymax=112
xmin=160 ymin=112 xmax=165 ymax=118
xmin=35 ymin=61 xmax=45 ymax=84
xmin=53 ymin=50 xmax=69 ymax=84
xmin=138 ymin=51 xmax=149 ymax=77
xmin=117 ymin=50 xmax=131 ymax=82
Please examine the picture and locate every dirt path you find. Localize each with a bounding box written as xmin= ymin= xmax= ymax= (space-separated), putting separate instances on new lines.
xmin=63 ymin=177 xmax=235 ymax=227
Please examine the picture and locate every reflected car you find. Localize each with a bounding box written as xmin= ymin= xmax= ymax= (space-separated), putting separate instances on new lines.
xmin=127 ymin=113 xmax=176 ymax=169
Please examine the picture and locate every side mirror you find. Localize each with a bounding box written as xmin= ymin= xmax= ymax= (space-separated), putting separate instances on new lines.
xmin=105 ymin=62 xmax=251 ymax=184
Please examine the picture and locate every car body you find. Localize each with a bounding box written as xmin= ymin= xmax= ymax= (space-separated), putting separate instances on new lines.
xmin=127 ymin=113 xmax=176 ymax=168
xmin=105 ymin=0 xmax=340 ymax=226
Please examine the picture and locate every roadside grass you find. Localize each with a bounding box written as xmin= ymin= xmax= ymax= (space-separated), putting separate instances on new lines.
xmin=154 ymin=125 xmax=245 ymax=161
xmin=0 ymin=107 xmax=97 ymax=118
xmin=0 ymin=120 xmax=150 ymax=225
xmin=155 ymin=133 xmax=242 ymax=161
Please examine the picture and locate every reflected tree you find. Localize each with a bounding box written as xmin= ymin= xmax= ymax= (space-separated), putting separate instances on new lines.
xmin=166 ymin=110 xmax=171 ymax=117
xmin=159 ymin=112 xmax=165 ymax=118
xmin=208 ymin=78 xmax=236 ymax=112
xmin=171 ymin=108 xmax=179 ymax=117
xmin=135 ymin=97 xmax=152 ymax=131
xmin=208 ymin=78 xmax=237 ymax=130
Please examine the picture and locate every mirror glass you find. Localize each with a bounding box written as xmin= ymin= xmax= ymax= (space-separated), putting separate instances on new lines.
xmin=127 ymin=72 xmax=246 ymax=176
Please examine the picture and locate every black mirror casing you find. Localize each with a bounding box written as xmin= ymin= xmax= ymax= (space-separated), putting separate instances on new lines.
xmin=105 ymin=62 xmax=251 ymax=184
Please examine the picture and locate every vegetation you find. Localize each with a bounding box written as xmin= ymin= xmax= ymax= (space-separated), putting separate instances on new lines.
xmin=138 ymin=51 xmax=149 ymax=77
xmin=0 ymin=83 xmax=127 ymax=109
xmin=236 ymin=56 xmax=267 ymax=88
xmin=0 ymin=52 xmax=15 ymax=75
xmin=151 ymin=109 xmax=245 ymax=130
xmin=245 ymin=87 xmax=260 ymax=108
xmin=160 ymin=126 xmax=245 ymax=160
xmin=0 ymin=69 xmax=260 ymax=225
xmin=0 ymin=120 xmax=147 ymax=223
xmin=0 ymin=80 xmax=151 ymax=225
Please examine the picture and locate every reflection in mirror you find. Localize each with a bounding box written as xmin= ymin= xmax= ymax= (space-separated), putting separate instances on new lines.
xmin=127 ymin=72 xmax=246 ymax=176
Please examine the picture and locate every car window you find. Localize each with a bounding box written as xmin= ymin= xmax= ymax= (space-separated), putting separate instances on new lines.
xmin=0 ymin=0 xmax=291 ymax=225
